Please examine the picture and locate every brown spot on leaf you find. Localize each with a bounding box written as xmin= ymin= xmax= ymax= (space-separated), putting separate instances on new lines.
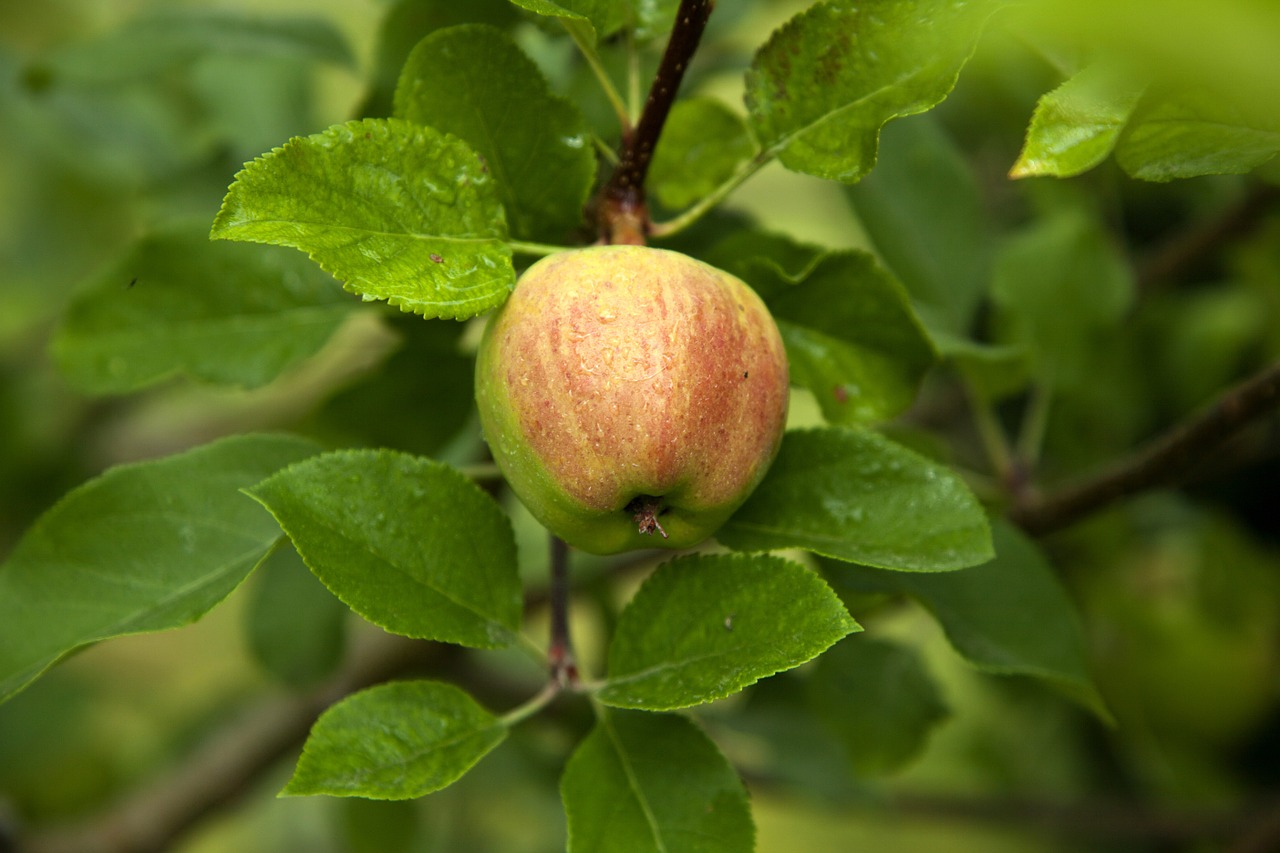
xmin=430 ymin=253 xmax=444 ymax=264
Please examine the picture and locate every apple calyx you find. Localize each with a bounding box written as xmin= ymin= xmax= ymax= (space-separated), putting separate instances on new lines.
xmin=627 ymin=495 xmax=670 ymax=539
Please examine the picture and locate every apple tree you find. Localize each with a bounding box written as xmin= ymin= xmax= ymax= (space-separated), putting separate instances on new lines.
xmin=2 ymin=0 xmax=1280 ymax=851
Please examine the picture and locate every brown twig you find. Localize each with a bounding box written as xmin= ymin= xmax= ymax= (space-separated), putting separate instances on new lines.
xmin=737 ymin=762 xmax=1277 ymax=844
xmin=1136 ymin=183 xmax=1280 ymax=292
xmin=597 ymin=0 xmax=715 ymax=244
xmin=20 ymin=632 xmax=445 ymax=853
xmin=547 ymin=536 xmax=579 ymax=687
xmin=889 ymin=791 xmax=1242 ymax=842
xmin=1231 ymin=797 xmax=1280 ymax=853
xmin=890 ymin=791 xmax=1280 ymax=846
xmin=1010 ymin=359 xmax=1280 ymax=536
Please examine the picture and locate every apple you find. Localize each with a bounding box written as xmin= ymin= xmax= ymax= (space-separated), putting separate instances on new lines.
xmin=475 ymin=245 xmax=789 ymax=555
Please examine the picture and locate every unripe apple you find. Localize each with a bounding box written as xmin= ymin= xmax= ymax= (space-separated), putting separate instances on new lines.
xmin=475 ymin=245 xmax=789 ymax=555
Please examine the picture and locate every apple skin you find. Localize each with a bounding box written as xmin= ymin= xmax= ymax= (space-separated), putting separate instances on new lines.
xmin=475 ymin=245 xmax=789 ymax=555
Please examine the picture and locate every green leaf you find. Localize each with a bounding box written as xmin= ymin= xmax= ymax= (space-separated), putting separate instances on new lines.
xmin=17 ymin=73 xmax=216 ymax=186
xmin=341 ymin=798 xmax=427 ymax=853
xmin=247 ymin=450 xmax=522 ymax=649
xmin=395 ymin=25 xmax=593 ymax=244
xmin=597 ymin=553 xmax=858 ymax=710
xmin=649 ymin=97 xmax=758 ymax=212
xmin=309 ymin=317 xmax=474 ymax=457
xmin=1115 ymin=87 xmax=1280 ymax=181
xmin=561 ymin=709 xmax=754 ymax=853
xmin=990 ymin=209 xmax=1134 ymax=387
xmin=745 ymin=0 xmax=997 ymax=183
xmin=717 ymin=675 xmax=861 ymax=801
xmin=826 ymin=521 xmax=1110 ymax=719
xmin=507 ymin=0 xmax=675 ymax=41
xmin=361 ymin=0 xmax=520 ymax=118
xmin=846 ymin=116 xmax=992 ymax=336
xmin=769 ymin=251 xmax=937 ymax=425
xmin=1011 ymin=61 xmax=1145 ymax=179
xmin=719 ymin=427 xmax=993 ymax=571
xmin=702 ymin=230 xmax=829 ymax=299
xmin=285 ymin=680 xmax=506 ymax=799
xmin=935 ymin=331 xmax=1030 ymax=403
xmin=620 ymin=0 xmax=679 ymax=41
xmin=505 ymin=0 xmax=608 ymax=42
xmin=0 ymin=434 xmax=320 ymax=704
xmin=246 ymin=540 xmax=347 ymax=689
xmin=211 ymin=117 xmax=514 ymax=321
xmin=53 ymin=230 xmax=353 ymax=394
xmin=807 ymin=637 xmax=948 ymax=775
xmin=43 ymin=8 xmax=355 ymax=84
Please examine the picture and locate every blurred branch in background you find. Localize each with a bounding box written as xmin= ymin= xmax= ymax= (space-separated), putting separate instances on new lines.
xmin=20 ymin=633 xmax=443 ymax=853
xmin=1138 ymin=183 xmax=1280 ymax=292
xmin=1011 ymin=359 xmax=1280 ymax=535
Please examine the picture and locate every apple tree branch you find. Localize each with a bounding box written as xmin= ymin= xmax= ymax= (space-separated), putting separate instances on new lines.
xmin=1010 ymin=359 xmax=1280 ymax=536
xmin=598 ymin=0 xmax=715 ymax=244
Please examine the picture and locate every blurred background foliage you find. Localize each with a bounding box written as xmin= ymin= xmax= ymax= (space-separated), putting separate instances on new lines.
xmin=1 ymin=1 xmax=1278 ymax=851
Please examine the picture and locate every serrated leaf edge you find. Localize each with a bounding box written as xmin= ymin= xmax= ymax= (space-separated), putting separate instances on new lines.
xmin=210 ymin=118 xmax=516 ymax=321
xmin=597 ymin=553 xmax=861 ymax=711
xmin=744 ymin=0 xmax=1003 ymax=183
xmin=282 ymin=679 xmax=508 ymax=799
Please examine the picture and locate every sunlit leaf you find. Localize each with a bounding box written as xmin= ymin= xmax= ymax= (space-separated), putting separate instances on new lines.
xmin=507 ymin=0 xmax=676 ymax=41
xmin=746 ymin=0 xmax=998 ymax=182
xmin=1116 ymin=87 xmax=1280 ymax=181
xmin=506 ymin=0 xmax=608 ymax=42
xmin=1011 ymin=61 xmax=1145 ymax=179
xmin=212 ymin=118 xmax=514 ymax=321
